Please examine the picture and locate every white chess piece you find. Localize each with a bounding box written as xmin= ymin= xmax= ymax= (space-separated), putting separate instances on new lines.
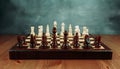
xmin=38 ymin=26 xmax=40 ymax=36
xmin=77 ymin=26 xmax=81 ymax=36
xmin=41 ymin=26 xmax=43 ymax=36
xmin=68 ymin=24 xmax=73 ymax=37
xmin=74 ymin=25 xmax=81 ymax=36
xmin=54 ymin=21 xmax=57 ymax=28
xmin=46 ymin=24 xmax=50 ymax=37
xmin=30 ymin=26 xmax=35 ymax=36
xmin=82 ymin=26 xmax=88 ymax=36
xmin=74 ymin=26 xmax=77 ymax=35
xmin=60 ymin=22 xmax=65 ymax=36
xmin=38 ymin=26 xmax=41 ymax=37
xmin=38 ymin=25 xmax=43 ymax=37
xmin=86 ymin=28 xmax=89 ymax=35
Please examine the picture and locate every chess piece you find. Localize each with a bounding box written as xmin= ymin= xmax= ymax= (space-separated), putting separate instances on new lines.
xmin=51 ymin=27 xmax=58 ymax=48
xmin=17 ymin=35 xmax=23 ymax=48
xmin=94 ymin=36 xmax=101 ymax=48
xmin=60 ymin=22 xmax=65 ymax=36
xmin=77 ymin=26 xmax=81 ymax=36
xmin=46 ymin=24 xmax=50 ymax=37
xmin=53 ymin=21 xmax=58 ymax=36
xmin=22 ymin=36 xmax=27 ymax=45
xmin=73 ymin=33 xmax=80 ymax=48
xmin=38 ymin=26 xmax=43 ymax=37
xmin=30 ymin=34 xmax=36 ymax=48
xmin=54 ymin=21 xmax=57 ymax=28
xmin=82 ymin=26 xmax=89 ymax=36
xmin=83 ymin=35 xmax=92 ymax=49
xmin=61 ymin=31 xmax=71 ymax=49
xmin=86 ymin=28 xmax=89 ymax=35
xmin=68 ymin=24 xmax=73 ymax=37
xmin=30 ymin=26 xmax=35 ymax=36
xmin=39 ymin=33 xmax=49 ymax=49
xmin=74 ymin=27 xmax=77 ymax=35
xmin=74 ymin=25 xmax=81 ymax=36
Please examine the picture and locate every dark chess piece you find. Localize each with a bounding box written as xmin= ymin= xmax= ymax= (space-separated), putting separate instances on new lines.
xmin=94 ymin=35 xmax=101 ymax=48
xmin=22 ymin=36 xmax=27 ymax=45
xmin=73 ymin=33 xmax=80 ymax=48
xmin=83 ymin=35 xmax=92 ymax=49
xmin=61 ymin=30 xmax=71 ymax=49
xmin=30 ymin=34 xmax=36 ymax=48
xmin=39 ymin=33 xmax=49 ymax=49
xmin=17 ymin=35 xmax=23 ymax=48
xmin=51 ymin=27 xmax=58 ymax=48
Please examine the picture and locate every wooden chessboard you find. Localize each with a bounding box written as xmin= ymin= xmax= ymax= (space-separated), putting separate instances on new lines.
xmin=9 ymin=35 xmax=112 ymax=60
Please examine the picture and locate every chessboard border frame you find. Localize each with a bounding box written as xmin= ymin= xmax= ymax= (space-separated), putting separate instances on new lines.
xmin=9 ymin=42 xmax=112 ymax=60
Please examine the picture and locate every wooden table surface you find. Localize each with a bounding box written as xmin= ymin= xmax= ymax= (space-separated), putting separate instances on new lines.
xmin=0 ymin=35 xmax=119 ymax=69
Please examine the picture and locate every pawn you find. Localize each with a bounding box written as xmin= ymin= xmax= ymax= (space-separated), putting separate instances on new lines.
xmin=17 ymin=35 xmax=23 ymax=48
xmin=30 ymin=34 xmax=36 ymax=48
xmin=83 ymin=35 xmax=92 ymax=49
xmin=39 ymin=33 xmax=49 ymax=49
xmin=61 ymin=31 xmax=71 ymax=49
xmin=94 ymin=35 xmax=101 ymax=48
xmin=73 ymin=33 xmax=80 ymax=48
xmin=22 ymin=36 xmax=27 ymax=45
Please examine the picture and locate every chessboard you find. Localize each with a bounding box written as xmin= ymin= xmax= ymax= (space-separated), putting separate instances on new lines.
xmin=9 ymin=34 xmax=112 ymax=60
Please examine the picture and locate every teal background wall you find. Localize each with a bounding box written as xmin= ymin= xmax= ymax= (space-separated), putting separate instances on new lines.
xmin=0 ymin=0 xmax=120 ymax=34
